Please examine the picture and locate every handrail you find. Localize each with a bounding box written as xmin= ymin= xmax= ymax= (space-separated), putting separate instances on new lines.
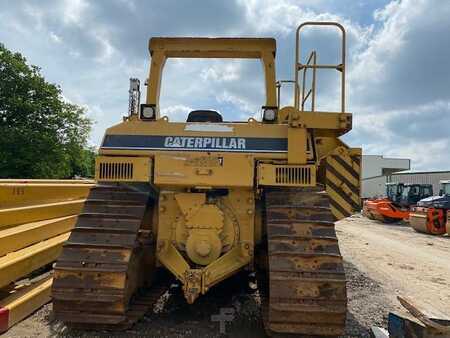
xmin=276 ymin=80 xmax=297 ymax=108
xmin=301 ymin=51 xmax=317 ymax=111
xmin=294 ymin=22 xmax=346 ymax=113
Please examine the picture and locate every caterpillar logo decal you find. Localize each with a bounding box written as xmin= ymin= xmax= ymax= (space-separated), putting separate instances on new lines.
xmin=326 ymin=147 xmax=361 ymax=220
xmin=164 ymin=136 xmax=246 ymax=150
xmin=101 ymin=135 xmax=288 ymax=153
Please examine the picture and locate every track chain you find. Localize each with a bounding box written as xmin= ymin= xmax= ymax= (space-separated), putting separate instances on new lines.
xmin=52 ymin=184 xmax=169 ymax=329
xmin=260 ymin=187 xmax=347 ymax=337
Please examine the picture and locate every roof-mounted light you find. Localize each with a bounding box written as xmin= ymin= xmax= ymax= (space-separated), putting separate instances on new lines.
xmin=140 ymin=104 xmax=156 ymax=120
xmin=262 ymin=106 xmax=277 ymax=122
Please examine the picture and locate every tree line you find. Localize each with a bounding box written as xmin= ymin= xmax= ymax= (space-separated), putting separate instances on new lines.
xmin=0 ymin=43 xmax=95 ymax=178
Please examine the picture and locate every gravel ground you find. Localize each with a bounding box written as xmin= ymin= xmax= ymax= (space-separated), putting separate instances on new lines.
xmin=3 ymin=263 xmax=383 ymax=338
xmin=4 ymin=214 xmax=448 ymax=338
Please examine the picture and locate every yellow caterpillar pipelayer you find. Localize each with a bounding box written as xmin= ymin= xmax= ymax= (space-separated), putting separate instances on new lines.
xmin=52 ymin=22 xmax=361 ymax=337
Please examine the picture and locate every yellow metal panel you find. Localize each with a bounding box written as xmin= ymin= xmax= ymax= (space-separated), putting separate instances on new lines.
xmin=278 ymin=107 xmax=352 ymax=133
xmin=0 ymin=215 xmax=76 ymax=256
xmin=154 ymin=153 xmax=254 ymax=187
xmin=0 ymin=275 xmax=52 ymax=333
xmin=258 ymin=164 xmax=316 ymax=187
xmin=0 ymin=200 xmax=84 ymax=229
xmin=95 ymin=156 xmax=152 ymax=182
xmin=0 ymin=232 xmax=69 ymax=288
xmin=288 ymin=127 xmax=307 ymax=164
xmin=0 ymin=183 xmax=92 ymax=209
xmin=325 ymin=146 xmax=361 ymax=220
xmin=103 ymin=117 xmax=289 ymax=138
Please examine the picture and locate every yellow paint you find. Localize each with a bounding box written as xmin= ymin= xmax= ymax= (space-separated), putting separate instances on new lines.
xmin=95 ymin=156 xmax=152 ymax=182
xmin=288 ymin=127 xmax=307 ymax=164
xmin=0 ymin=232 xmax=70 ymax=288
xmin=0 ymin=183 xmax=92 ymax=209
xmin=0 ymin=215 xmax=76 ymax=257
xmin=258 ymin=164 xmax=316 ymax=187
xmin=154 ymin=152 xmax=254 ymax=187
xmin=0 ymin=275 xmax=52 ymax=332
xmin=0 ymin=200 xmax=84 ymax=229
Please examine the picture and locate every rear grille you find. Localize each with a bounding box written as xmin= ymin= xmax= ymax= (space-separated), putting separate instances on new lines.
xmin=95 ymin=156 xmax=151 ymax=182
xmin=258 ymin=164 xmax=316 ymax=187
xmin=275 ymin=166 xmax=312 ymax=185
xmin=99 ymin=162 xmax=134 ymax=180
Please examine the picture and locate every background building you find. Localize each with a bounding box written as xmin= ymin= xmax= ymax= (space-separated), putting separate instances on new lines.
xmin=361 ymin=155 xmax=410 ymax=198
xmin=361 ymin=155 xmax=450 ymax=198
xmin=389 ymin=171 xmax=450 ymax=196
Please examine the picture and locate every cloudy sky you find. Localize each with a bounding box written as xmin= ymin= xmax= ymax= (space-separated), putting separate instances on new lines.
xmin=1 ymin=0 xmax=449 ymax=170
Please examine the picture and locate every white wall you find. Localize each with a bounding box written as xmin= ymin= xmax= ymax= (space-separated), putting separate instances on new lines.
xmin=361 ymin=175 xmax=387 ymax=199
xmin=362 ymin=155 xmax=410 ymax=179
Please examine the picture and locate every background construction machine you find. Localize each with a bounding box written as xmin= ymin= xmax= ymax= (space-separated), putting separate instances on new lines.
xmin=410 ymin=180 xmax=450 ymax=235
xmin=363 ymin=183 xmax=433 ymax=223
xmin=52 ymin=22 xmax=361 ymax=337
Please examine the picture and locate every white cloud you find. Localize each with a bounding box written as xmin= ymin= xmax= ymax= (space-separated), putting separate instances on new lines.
xmin=161 ymin=105 xmax=193 ymax=122
xmin=349 ymin=0 xmax=450 ymax=109
xmin=200 ymin=62 xmax=240 ymax=82
xmin=62 ymin=0 xmax=89 ymax=25
xmin=49 ymin=32 xmax=62 ymax=44
xmin=216 ymin=91 xmax=260 ymax=119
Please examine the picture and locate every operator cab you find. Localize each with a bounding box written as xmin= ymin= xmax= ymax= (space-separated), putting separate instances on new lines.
xmin=186 ymin=110 xmax=223 ymax=123
xmin=386 ymin=183 xmax=404 ymax=203
xmin=399 ymin=184 xmax=433 ymax=207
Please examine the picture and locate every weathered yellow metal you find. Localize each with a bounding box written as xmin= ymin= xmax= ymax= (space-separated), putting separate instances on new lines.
xmin=95 ymin=156 xmax=152 ymax=182
xmin=156 ymin=188 xmax=254 ymax=303
xmin=326 ymin=146 xmax=362 ymax=220
xmin=0 ymin=275 xmax=52 ymax=333
xmin=0 ymin=215 xmax=76 ymax=257
xmin=147 ymin=38 xmax=277 ymax=114
xmin=0 ymin=200 xmax=84 ymax=229
xmin=288 ymin=126 xmax=308 ymax=164
xmin=154 ymin=152 xmax=253 ymax=187
xmin=0 ymin=232 xmax=69 ymax=288
xmin=0 ymin=183 xmax=92 ymax=209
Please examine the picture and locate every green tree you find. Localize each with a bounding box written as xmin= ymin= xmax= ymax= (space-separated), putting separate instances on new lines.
xmin=0 ymin=43 xmax=96 ymax=178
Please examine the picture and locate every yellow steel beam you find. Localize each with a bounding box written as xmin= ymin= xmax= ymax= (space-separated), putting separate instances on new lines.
xmin=0 ymin=200 xmax=85 ymax=229
xmin=0 ymin=216 xmax=77 ymax=257
xmin=0 ymin=233 xmax=70 ymax=288
xmin=149 ymin=37 xmax=276 ymax=59
xmin=0 ymin=179 xmax=94 ymax=184
xmin=0 ymin=275 xmax=52 ymax=333
xmin=0 ymin=183 xmax=92 ymax=209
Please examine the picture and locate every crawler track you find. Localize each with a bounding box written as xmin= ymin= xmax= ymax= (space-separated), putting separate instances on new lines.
xmin=52 ymin=184 xmax=168 ymax=329
xmin=260 ymin=187 xmax=347 ymax=337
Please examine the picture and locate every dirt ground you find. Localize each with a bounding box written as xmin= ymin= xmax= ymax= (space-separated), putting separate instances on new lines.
xmin=3 ymin=214 xmax=449 ymax=338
